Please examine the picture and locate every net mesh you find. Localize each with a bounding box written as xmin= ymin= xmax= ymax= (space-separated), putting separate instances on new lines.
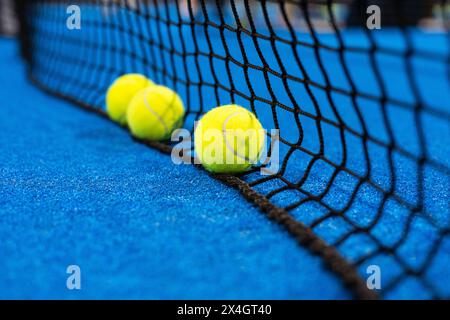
xmin=15 ymin=0 xmax=450 ymax=299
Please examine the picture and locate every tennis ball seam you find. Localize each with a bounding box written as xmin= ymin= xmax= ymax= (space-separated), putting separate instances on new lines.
xmin=127 ymin=85 xmax=185 ymax=141
xmin=194 ymin=105 xmax=265 ymax=173
xmin=221 ymin=109 xmax=262 ymax=164
xmin=142 ymin=88 xmax=170 ymax=137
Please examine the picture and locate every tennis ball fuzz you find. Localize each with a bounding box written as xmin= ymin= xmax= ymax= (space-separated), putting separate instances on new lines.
xmin=106 ymin=74 xmax=153 ymax=125
xmin=194 ymin=105 xmax=265 ymax=174
xmin=127 ymin=85 xmax=185 ymax=141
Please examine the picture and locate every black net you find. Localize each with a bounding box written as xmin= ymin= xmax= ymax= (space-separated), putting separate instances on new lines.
xmin=16 ymin=0 xmax=450 ymax=299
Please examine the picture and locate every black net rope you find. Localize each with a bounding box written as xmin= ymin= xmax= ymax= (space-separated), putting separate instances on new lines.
xmin=15 ymin=0 xmax=450 ymax=299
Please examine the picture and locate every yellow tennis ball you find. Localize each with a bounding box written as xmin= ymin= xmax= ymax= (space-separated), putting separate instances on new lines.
xmin=127 ymin=85 xmax=185 ymax=141
xmin=106 ymin=74 xmax=153 ymax=126
xmin=194 ymin=105 xmax=265 ymax=174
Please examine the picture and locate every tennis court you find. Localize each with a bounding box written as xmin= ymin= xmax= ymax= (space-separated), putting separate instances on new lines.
xmin=0 ymin=0 xmax=449 ymax=300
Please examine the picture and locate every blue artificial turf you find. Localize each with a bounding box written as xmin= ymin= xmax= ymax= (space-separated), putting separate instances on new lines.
xmin=0 ymin=38 xmax=350 ymax=299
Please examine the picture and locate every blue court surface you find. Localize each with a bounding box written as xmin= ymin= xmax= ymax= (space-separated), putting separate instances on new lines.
xmin=0 ymin=38 xmax=350 ymax=299
xmin=0 ymin=2 xmax=449 ymax=300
